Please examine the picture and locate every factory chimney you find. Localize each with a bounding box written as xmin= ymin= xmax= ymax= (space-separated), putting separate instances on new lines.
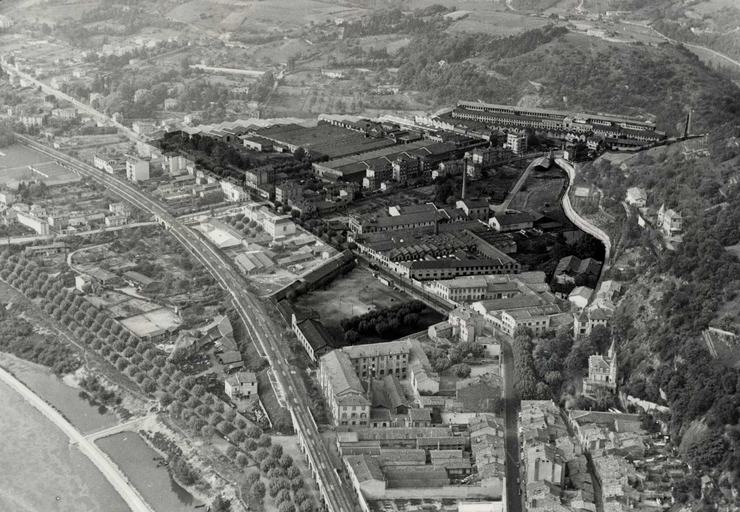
xmin=462 ymin=156 xmax=468 ymax=200
xmin=684 ymin=110 xmax=692 ymax=138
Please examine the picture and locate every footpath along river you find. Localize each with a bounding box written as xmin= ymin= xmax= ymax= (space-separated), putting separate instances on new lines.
xmin=0 ymin=378 xmax=130 ymax=512
xmin=0 ymin=354 xmax=198 ymax=511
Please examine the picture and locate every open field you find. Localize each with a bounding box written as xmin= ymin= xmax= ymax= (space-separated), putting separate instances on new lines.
xmin=295 ymin=266 xmax=443 ymax=344
xmin=0 ymin=143 xmax=55 ymax=169
xmin=447 ymin=9 xmax=551 ymax=36
xmin=356 ymin=34 xmax=412 ymax=54
xmin=515 ymin=168 xmax=566 ymax=211
xmin=166 ymin=0 xmax=368 ymax=33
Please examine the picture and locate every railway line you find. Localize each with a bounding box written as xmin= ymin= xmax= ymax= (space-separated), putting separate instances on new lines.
xmin=16 ymin=134 xmax=357 ymax=512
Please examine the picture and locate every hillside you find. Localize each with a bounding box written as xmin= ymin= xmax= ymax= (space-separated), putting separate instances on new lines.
xmin=389 ymin=28 xmax=740 ymax=135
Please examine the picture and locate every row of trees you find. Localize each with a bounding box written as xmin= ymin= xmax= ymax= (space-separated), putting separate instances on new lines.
xmin=341 ymin=300 xmax=425 ymax=341
xmin=2 ymin=243 xmax=317 ymax=510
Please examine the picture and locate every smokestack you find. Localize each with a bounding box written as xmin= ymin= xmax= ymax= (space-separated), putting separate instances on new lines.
xmin=684 ymin=110 xmax=692 ymax=138
xmin=462 ymin=156 xmax=468 ymax=200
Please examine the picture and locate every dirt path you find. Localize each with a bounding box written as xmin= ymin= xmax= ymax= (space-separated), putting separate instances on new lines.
xmin=0 ymin=366 xmax=154 ymax=512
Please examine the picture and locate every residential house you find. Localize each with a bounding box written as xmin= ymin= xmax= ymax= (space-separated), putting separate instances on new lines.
xmin=657 ymin=204 xmax=682 ymax=236
xmin=123 ymin=271 xmax=162 ymax=293
xmin=224 ymin=371 xmax=258 ymax=400
xmin=553 ymin=256 xmax=602 ymax=288
xmin=625 ymin=187 xmax=647 ymax=208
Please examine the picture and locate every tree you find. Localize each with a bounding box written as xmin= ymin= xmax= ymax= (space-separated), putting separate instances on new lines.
xmin=270 ymin=444 xmax=284 ymax=460
xmin=279 ymin=454 xmax=293 ymax=470
xmin=258 ymin=434 xmax=272 ymax=447
xmin=268 ymin=477 xmax=290 ymax=497
xmin=287 ymin=466 xmax=301 ymax=479
xmin=233 ymin=451 xmax=248 ymax=467
xmin=290 ymin=476 xmax=304 ymax=492
xmin=250 ymin=480 xmax=266 ymax=500
xmin=245 ymin=471 xmax=261 ymax=487
xmin=452 ymin=363 xmax=472 ymax=378
xmin=260 ymin=456 xmax=277 ymax=473
xmin=201 ymin=425 xmax=215 ymax=442
xmin=253 ymin=448 xmax=269 ymax=463
xmin=210 ymin=494 xmax=231 ymax=512
xmin=276 ymin=489 xmax=291 ymax=504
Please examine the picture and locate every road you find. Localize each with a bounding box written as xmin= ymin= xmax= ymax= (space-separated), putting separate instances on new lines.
xmin=6 ymin=68 xmax=141 ymax=142
xmin=0 ymin=366 xmax=154 ymax=512
xmin=0 ymin=222 xmax=158 ymax=246
xmin=621 ymin=20 xmax=740 ymax=71
xmin=556 ymin=158 xmax=612 ymax=292
xmin=500 ymin=335 xmax=522 ymax=512
xmin=15 ymin=134 xmax=357 ymax=512
xmin=493 ymin=155 xmax=551 ymax=213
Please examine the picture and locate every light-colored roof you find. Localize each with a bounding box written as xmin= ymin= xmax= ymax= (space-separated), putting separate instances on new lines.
xmin=320 ymin=350 xmax=364 ymax=396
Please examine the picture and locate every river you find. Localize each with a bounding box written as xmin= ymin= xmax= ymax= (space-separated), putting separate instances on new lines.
xmin=0 ymin=354 xmax=199 ymax=512
xmin=0 ymin=379 xmax=130 ymax=512
xmin=97 ymin=433 xmax=201 ymax=512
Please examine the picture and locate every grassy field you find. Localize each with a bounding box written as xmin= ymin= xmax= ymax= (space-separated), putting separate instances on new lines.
xmin=295 ymin=266 xmax=411 ymax=342
xmin=166 ymin=0 xmax=368 ymax=33
xmin=447 ymin=9 xmax=551 ymax=36
xmin=515 ymin=168 xmax=566 ymax=211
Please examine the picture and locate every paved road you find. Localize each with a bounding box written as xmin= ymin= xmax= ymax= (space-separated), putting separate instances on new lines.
xmin=556 ymin=158 xmax=612 ymax=293
xmin=621 ymin=20 xmax=740 ymax=71
xmin=0 ymin=222 xmax=158 ymax=246
xmin=493 ymin=155 xmax=550 ymax=213
xmin=500 ymin=336 xmax=522 ymax=512
xmin=16 ymin=134 xmax=357 ymax=512
xmin=7 ymin=69 xmax=140 ymax=142
xmin=0 ymin=366 xmax=153 ymax=512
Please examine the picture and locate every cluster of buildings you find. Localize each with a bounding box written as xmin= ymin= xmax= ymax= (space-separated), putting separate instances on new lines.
xmin=626 ymin=187 xmax=684 ymax=241
xmin=308 ymin=325 xmax=508 ymax=510
xmin=341 ymin=413 xmax=505 ymax=511
xmin=1 ymin=193 xmax=133 ymax=236
xmin=448 ymin=101 xmax=666 ymax=151
xmin=317 ymin=338 xmax=439 ymax=428
xmin=274 ymin=179 xmax=359 ymax=217
xmin=519 ymin=400 xmax=678 ymax=512
xmin=171 ymin=314 xmax=249 ymax=374
xmin=519 ymin=400 xmax=594 ymax=512
xmin=427 ymin=272 xmax=572 ymax=338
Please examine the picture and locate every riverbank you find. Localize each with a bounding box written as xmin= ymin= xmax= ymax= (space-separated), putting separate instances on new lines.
xmin=0 ymin=378 xmax=129 ymax=512
xmin=0 ymin=365 xmax=154 ymax=512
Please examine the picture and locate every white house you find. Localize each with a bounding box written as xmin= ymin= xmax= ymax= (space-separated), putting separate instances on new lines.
xmin=224 ymin=371 xmax=258 ymax=400
xmin=625 ymin=187 xmax=647 ymax=208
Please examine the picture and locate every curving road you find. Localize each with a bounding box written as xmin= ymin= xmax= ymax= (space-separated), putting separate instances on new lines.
xmin=15 ymin=134 xmax=357 ymax=512
xmin=556 ymin=158 xmax=612 ymax=298
xmin=0 ymin=366 xmax=153 ymax=512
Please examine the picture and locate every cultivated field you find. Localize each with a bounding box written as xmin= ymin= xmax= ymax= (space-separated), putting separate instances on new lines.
xmin=166 ymin=0 xmax=368 ymax=33
xmin=447 ymin=9 xmax=551 ymax=36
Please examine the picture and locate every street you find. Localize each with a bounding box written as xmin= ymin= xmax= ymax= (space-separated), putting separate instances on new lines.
xmin=15 ymin=135 xmax=357 ymax=512
xmin=501 ymin=335 xmax=523 ymax=512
